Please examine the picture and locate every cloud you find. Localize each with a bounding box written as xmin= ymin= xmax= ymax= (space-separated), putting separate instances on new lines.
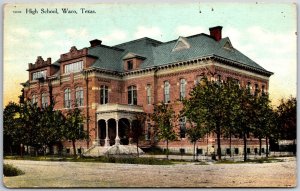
xmin=175 ymin=25 xmax=206 ymax=37
xmin=14 ymin=27 xmax=30 ymax=37
xmin=134 ymin=26 xmax=162 ymax=39
xmin=38 ymin=30 xmax=55 ymax=38
xmin=102 ymin=30 xmax=127 ymax=44
xmin=65 ymin=28 xmax=89 ymax=39
xmin=5 ymin=34 xmax=20 ymax=45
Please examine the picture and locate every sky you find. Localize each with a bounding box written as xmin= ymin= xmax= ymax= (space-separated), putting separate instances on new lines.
xmin=3 ymin=3 xmax=297 ymax=107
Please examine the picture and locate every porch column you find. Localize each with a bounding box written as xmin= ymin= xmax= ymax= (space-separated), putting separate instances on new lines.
xmin=129 ymin=120 xmax=132 ymax=145
xmin=104 ymin=120 xmax=110 ymax=147
xmin=95 ymin=122 xmax=99 ymax=146
xmin=115 ymin=119 xmax=120 ymax=145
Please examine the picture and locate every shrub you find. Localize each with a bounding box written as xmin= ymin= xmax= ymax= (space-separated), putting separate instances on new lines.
xmin=3 ymin=164 xmax=25 ymax=177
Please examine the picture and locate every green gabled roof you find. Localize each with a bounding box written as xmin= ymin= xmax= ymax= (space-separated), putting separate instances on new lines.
xmin=86 ymin=33 xmax=271 ymax=76
xmin=114 ymin=37 xmax=162 ymax=69
xmin=88 ymin=45 xmax=124 ymax=72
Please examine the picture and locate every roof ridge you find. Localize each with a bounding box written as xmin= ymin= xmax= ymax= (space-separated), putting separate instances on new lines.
xmin=88 ymin=44 xmax=124 ymax=51
xmin=113 ymin=37 xmax=163 ymax=47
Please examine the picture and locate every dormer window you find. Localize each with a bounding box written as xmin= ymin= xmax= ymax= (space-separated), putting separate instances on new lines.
xmin=127 ymin=60 xmax=133 ymax=70
xmin=172 ymin=36 xmax=191 ymax=52
xmin=64 ymin=61 xmax=83 ymax=74
xmin=32 ymin=70 xmax=46 ymax=80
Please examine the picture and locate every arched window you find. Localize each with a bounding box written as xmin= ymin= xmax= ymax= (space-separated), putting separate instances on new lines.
xmin=128 ymin=85 xmax=137 ymax=105
xmin=179 ymin=79 xmax=186 ymax=101
xmin=75 ymin=87 xmax=84 ymax=106
xmin=41 ymin=93 xmax=48 ymax=108
xmin=64 ymin=88 xmax=71 ymax=108
xmin=247 ymin=81 xmax=251 ymax=93
xmin=262 ymin=85 xmax=266 ymax=95
xmin=254 ymin=84 xmax=259 ymax=96
xmin=164 ymin=81 xmax=170 ymax=103
xmin=100 ymin=85 xmax=109 ymax=104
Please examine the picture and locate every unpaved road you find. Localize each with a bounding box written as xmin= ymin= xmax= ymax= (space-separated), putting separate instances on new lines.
xmin=3 ymin=157 xmax=296 ymax=188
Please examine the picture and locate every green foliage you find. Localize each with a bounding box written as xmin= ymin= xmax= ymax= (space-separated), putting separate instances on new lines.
xmin=276 ymin=96 xmax=296 ymax=140
xmin=152 ymin=102 xmax=177 ymax=159
xmin=3 ymin=164 xmax=25 ymax=176
xmin=182 ymin=77 xmax=277 ymax=161
xmin=63 ymin=107 xmax=87 ymax=156
xmin=63 ymin=108 xmax=87 ymax=141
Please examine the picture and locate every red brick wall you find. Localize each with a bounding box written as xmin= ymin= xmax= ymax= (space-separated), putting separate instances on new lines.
xmin=24 ymin=58 xmax=270 ymax=150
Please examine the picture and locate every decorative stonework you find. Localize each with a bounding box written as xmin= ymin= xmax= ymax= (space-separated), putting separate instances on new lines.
xmin=60 ymin=46 xmax=89 ymax=62
xmin=28 ymin=56 xmax=51 ymax=71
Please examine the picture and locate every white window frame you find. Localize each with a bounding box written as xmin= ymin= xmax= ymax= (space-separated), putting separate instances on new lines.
xmin=179 ymin=79 xmax=186 ymax=100
xmin=32 ymin=70 xmax=47 ymax=80
xmin=100 ymin=85 xmax=109 ymax=105
xmin=64 ymin=61 xmax=83 ymax=74
xmin=146 ymin=84 xmax=151 ymax=105
xmin=41 ymin=93 xmax=48 ymax=108
xmin=64 ymin=88 xmax=71 ymax=108
xmin=164 ymin=81 xmax=170 ymax=103
xmin=75 ymin=87 xmax=84 ymax=107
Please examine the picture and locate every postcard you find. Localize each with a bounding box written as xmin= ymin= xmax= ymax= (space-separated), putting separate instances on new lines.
xmin=2 ymin=2 xmax=297 ymax=188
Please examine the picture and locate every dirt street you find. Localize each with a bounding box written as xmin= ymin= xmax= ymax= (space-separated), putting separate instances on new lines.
xmin=3 ymin=157 xmax=296 ymax=188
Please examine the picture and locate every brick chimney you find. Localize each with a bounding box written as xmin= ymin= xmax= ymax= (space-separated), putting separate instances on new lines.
xmin=89 ymin=39 xmax=102 ymax=47
xmin=209 ymin=26 xmax=223 ymax=41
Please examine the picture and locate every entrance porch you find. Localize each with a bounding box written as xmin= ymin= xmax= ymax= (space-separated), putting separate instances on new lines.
xmin=94 ymin=103 xmax=145 ymax=147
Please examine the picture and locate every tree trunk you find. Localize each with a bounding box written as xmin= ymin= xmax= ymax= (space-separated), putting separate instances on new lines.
xmin=229 ymin=131 xmax=232 ymax=157
xmin=72 ymin=140 xmax=76 ymax=157
xmin=206 ymin=133 xmax=209 ymax=157
xmin=259 ymin=138 xmax=262 ymax=156
xmin=266 ymin=136 xmax=269 ymax=158
xmin=243 ymin=132 xmax=247 ymax=162
xmin=216 ymin=124 xmax=221 ymax=160
xmin=166 ymin=140 xmax=169 ymax=160
xmin=193 ymin=142 xmax=196 ymax=161
xmin=10 ymin=146 xmax=13 ymax=156
xmin=136 ymin=138 xmax=139 ymax=158
xmin=20 ymin=145 xmax=23 ymax=157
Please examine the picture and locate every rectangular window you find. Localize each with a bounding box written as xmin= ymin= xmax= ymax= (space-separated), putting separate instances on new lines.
xmin=32 ymin=70 xmax=47 ymax=80
xmin=262 ymin=85 xmax=265 ymax=95
xmin=254 ymin=148 xmax=258 ymax=154
xmin=64 ymin=88 xmax=71 ymax=108
xmin=235 ymin=148 xmax=239 ymax=155
xmin=179 ymin=79 xmax=186 ymax=101
xmin=75 ymin=87 xmax=84 ymax=106
xmin=128 ymin=86 xmax=137 ymax=105
xmin=64 ymin=61 xmax=83 ymax=74
xmin=146 ymin=84 xmax=151 ymax=104
xmin=180 ymin=148 xmax=185 ymax=154
xmin=31 ymin=95 xmax=37 ymax=104
xmin=226 ymin=148 xmax=231 ymax=155
xmin=261 ymin=148 xmax=265 ymax=153
xmin=127 ymin=60 xmax=133 ymax=70
xmin=179 ymin=117 xmax=186 ymax=138
xmin=100 ymin=85 xmax=109 ymax=104
xmin=254 ymin=84 xmax=259 ymax=95
xmin=247 ymin=148 xmax=251 ymax=154
xmin=247 ymin=82 xmax=251 ymax=93
xmin=197 ymin=149 xmax=203 ymax=155
xmin=164 ymin=81 xmax=170 ymax=103
xmin=41 ymin=93 xmax=48 ymax=108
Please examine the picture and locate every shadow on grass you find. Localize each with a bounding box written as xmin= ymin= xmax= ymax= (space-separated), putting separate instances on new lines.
xmin=4 ymin=155 xmax=173 ymax=165
xmin=215 ymin=157 xmax=284 ymax=164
